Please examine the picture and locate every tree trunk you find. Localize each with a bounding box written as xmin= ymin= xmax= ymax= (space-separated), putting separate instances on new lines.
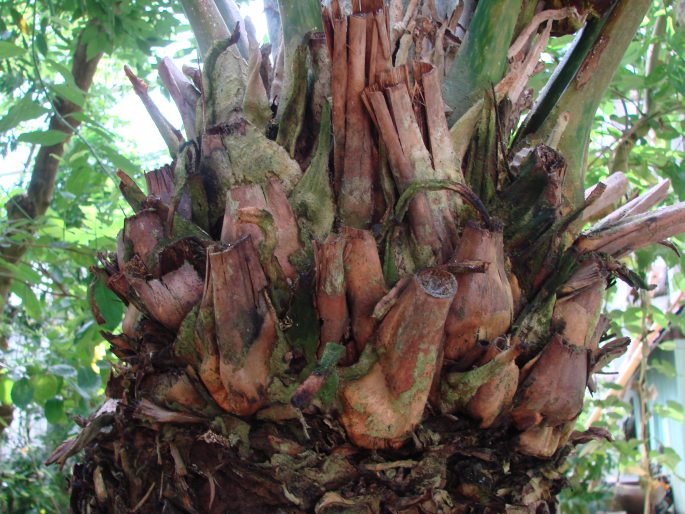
xmin=49 ymin=1 xmax=685 ymax=513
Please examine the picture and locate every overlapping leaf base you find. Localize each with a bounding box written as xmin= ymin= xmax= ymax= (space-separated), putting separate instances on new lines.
xmin=51 ymin=0 xmax=685 ymax=512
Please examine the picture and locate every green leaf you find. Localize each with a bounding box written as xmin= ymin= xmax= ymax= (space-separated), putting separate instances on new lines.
xmin=17 ymin=129 xmax=68 ymax=146
xmin=0 ymin=95 xmax=48 ymax=132
xmin=10 ymin=378 xmax=33 ymax=408
xmin=32 ymin=374 xmax=60 ymax=403
xmin=650 ymin=358 xmax=676 ymax=379
xmin=650 ymin=447 xmax=682 ymax=472
xmin=653 ymin=400 xmax=685 ymax=423
xmin=0 ymin=258 xmax=41 ymax=284
xmin=0 ymin=377 xmax=13 ymax=405
xmin=0 ymin=41 xmax=26 ymax=58
xmin=86 ymin=33 xmax=110 ymax=61
xmin=49 ymin=82 xmax=85 ymax=107
xmin=11 ymin=281 xmax=42 ymax=318
xmin=46 ymin=59 xmax=74 ymax=81
xmin=35 ymin=32 xmax=48 ymax=57
xmin=44 ymin=398 xmax=66 ymax=424
xmin=659 ymin=341 xmax=676 ymax=351
xmin=77 ymin=366 xmax=101 ymax=395
xmin=92 ymin=279 xmax=124 ymax=330
xmin=50 ymin=364 xmax=77 ymax=378
xmin=75 ymin=319 xmax=97 ymax=345
xmin=100 ymin=146 xmax=138 ymax=174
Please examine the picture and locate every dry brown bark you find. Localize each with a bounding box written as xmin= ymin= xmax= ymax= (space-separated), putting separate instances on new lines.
xmin=47 ymin=2 xmax=684 ymax=513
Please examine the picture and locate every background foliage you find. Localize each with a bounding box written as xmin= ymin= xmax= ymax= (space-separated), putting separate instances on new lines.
xmin=0 ymin=0 xmax=683 ymax=512
xmin=558 ymin=2 xmax=685 ymax=511
xmin=1 ymin=0 xmax=185 ymax=511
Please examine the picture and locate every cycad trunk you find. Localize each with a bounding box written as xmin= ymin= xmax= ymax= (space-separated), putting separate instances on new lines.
xmin=49 ymin=1 xmax=685 ymax=512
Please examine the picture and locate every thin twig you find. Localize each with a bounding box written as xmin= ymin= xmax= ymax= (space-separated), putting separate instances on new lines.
xmin=36 ymin=262 xmax=71 ymax=297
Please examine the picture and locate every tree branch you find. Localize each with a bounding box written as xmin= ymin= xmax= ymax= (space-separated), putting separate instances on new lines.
xmin=0 ymin=23 xmax=103 ymax=310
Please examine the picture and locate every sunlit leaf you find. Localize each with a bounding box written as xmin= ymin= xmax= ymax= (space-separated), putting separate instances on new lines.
xmin=650 ymin=358 xmax=676 ymax=379
xmin=0 ymin=377 xmax=14 ymax=405
xmin=0 ymin=95 xmax=48 ymax=132
xmin=0 ymin=41 xmax=26 ymax=58
xmin=17 ymin=129 xmax=69 ymax=146
xmin=32 ymin=374 xmax=60 ymax=403
xmin=11 ymin=281 xmax=42 ymax=318
xmin=653 ymin=400 xmax=685 ymax=423
xmin=49 ymin=82 xmax=85 ymax=107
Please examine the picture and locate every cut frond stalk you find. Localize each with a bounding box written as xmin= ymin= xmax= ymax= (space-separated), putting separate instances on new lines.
xmin=581 ymin=172 xmax=628 ymax=223
xmin=594 ymin=179 xmax=671 ymax=229
xmin=124 ymin=65 xmax=183 ymax=157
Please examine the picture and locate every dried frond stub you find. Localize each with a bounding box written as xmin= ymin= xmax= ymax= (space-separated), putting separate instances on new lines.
xmin=221 ymin=179 xmax=301 ymax=281
xmin=340 ymin=268 xmax=457 ymax=449
xmin=517 ymin=424 xmax=568 ymax=459
xmin=124 ymin=64 xmax=183 ymax=157
xmin=593 ymin=178 xmax=670 ymax=229
xmin=439 ymin=339 xmax=523 ymax=418
xmin=139 ymin=370 xmax=213 ymax=416
xmin=314 ymin=236 xmax=349 ymax=357
xmin=194 ymin=236 xmax=278 ymax=416
xmin=127 ymin=261 xmax=204 ymax=332
xmin=463 ymin=340 xmax=521 ymax=428
xmin=145 ymin=164 xmax=192 ymax=220
xmin=552 ymin=260 xmax=607 ymax=348
xmin=576 ymin=201 xmax=685 ymax=257
xmin=511 ymin=334 xmax=588 ymax=431
xmin=444 ymin=221 xmax=513 ymax=363
xmin=157 ymin=57 xmax=200 ymax=141
xmin=342 ymin=226 xmax=387 ymax=354
xmin=339 ymin=13 xmax=376 ymax=228
xmin=581 ymin=172 xmax=628 ymax=222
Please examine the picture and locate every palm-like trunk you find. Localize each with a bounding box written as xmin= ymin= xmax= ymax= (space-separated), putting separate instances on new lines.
xmin=49 ymin=1 xmax=685 ymax=512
